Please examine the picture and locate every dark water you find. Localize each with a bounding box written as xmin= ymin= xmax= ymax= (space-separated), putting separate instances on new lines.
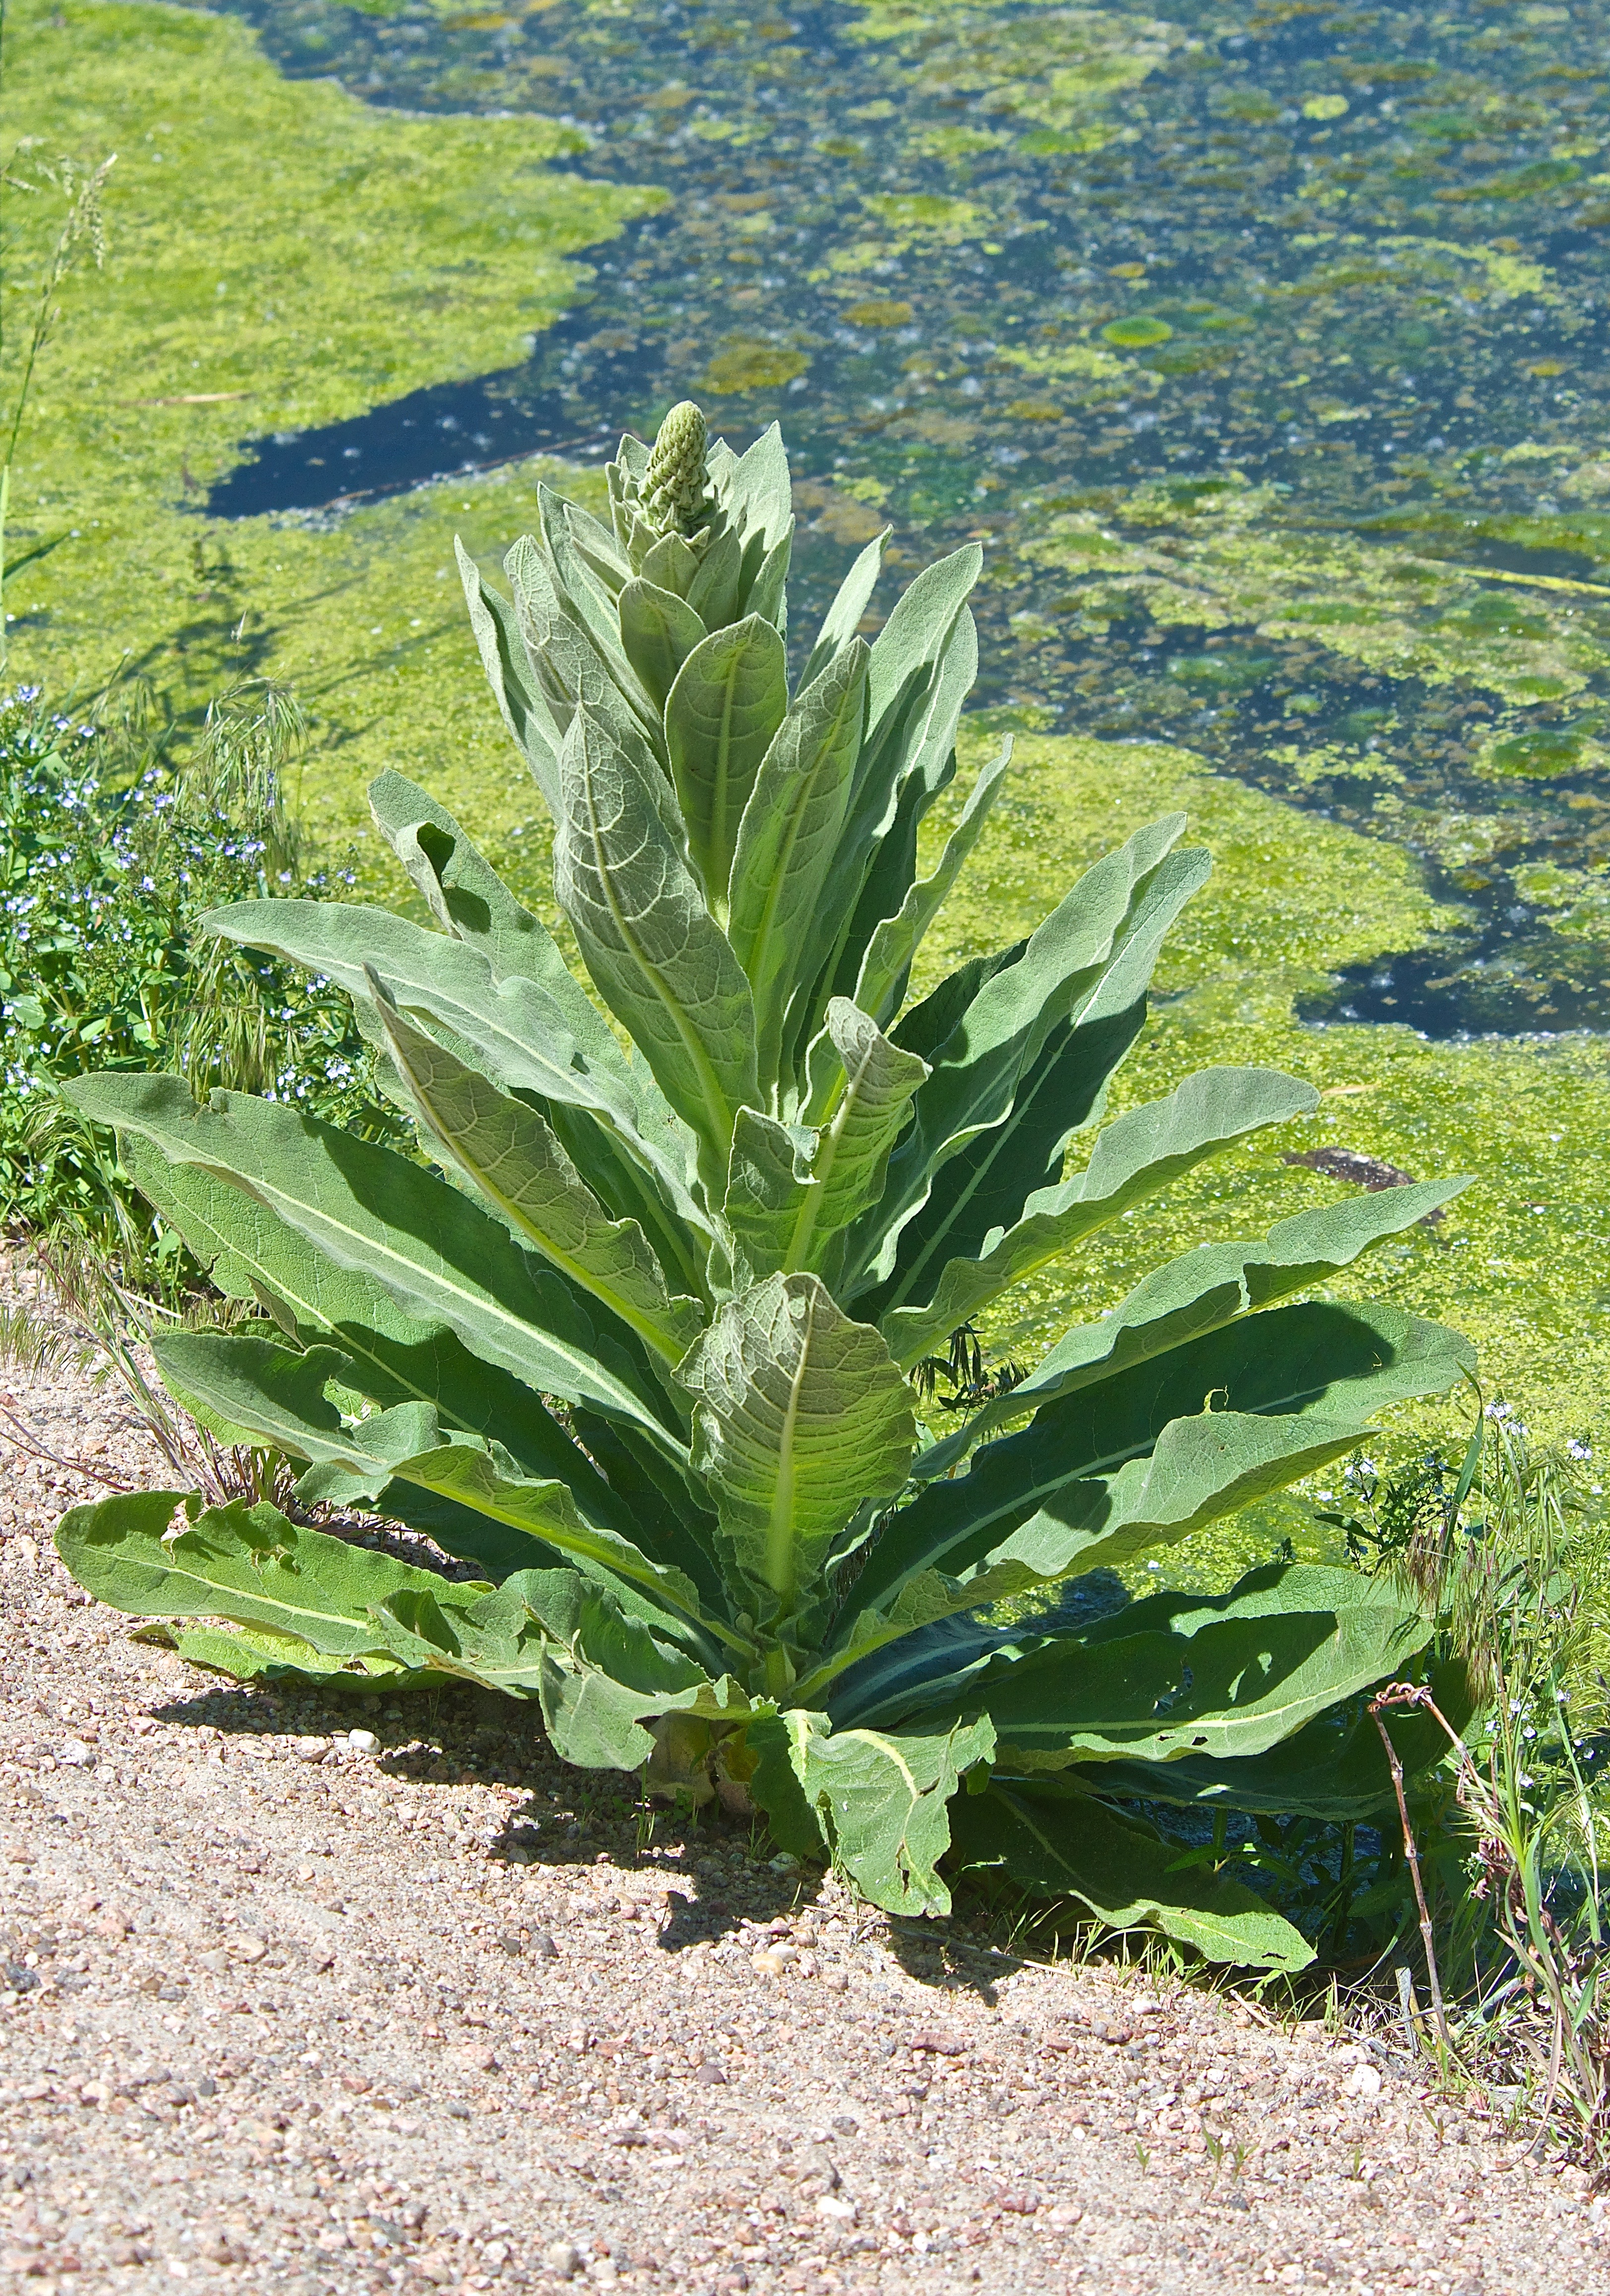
xmin=204 ymin=0 xmax=1610 ymax=1039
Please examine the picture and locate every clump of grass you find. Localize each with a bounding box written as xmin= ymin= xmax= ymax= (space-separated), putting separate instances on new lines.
xmin=1393 ymin=1415 xmax=1610 ymax=2159
xmin=0 ymin=679 xmax=404 ymax=1281
xmin=1287 ymin=1418 xmax=1610 ymax=2159
xmin=0 ymin=1236 xmax=291 ymax=1511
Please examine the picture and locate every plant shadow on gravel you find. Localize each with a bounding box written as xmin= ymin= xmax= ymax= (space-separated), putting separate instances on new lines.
xmin=143 ymin=1669 xmax=1024 ymax=1989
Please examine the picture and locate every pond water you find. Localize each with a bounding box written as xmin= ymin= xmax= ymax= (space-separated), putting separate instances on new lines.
xmin=207 ymin=0 xmax=1610 ymax=1040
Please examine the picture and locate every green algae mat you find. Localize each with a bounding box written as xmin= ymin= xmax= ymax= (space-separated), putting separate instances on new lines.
xmin=7 ymin=0 xmax=1610 ymax=1549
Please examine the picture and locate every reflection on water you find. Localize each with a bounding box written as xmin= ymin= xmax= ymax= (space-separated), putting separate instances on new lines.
xmin=206 ymin=0 xmax=1610 ymax=1038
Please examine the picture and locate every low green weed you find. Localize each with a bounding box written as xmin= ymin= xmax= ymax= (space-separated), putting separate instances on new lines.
xmin=0 ymin=682 xmax=402 ymax=1274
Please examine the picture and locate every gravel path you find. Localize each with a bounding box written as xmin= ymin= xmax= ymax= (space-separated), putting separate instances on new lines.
xmin=0 ymin=1267 xmax=1601 ymax=2294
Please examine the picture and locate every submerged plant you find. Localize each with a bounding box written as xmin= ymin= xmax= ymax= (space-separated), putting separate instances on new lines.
xmin=58 ymin=404 xmax=1475 ymax=1968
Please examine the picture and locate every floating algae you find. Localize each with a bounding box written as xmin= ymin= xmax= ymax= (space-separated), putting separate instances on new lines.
xmin=11 ymin=0 xmax=1610 ymax=1514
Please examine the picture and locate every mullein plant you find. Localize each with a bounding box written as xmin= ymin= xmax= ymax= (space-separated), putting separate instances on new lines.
xmin=58 ymin=404 xmax=1474 ymax=1968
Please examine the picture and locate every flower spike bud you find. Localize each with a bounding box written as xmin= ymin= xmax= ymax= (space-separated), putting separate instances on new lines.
xmin=640 ymin=400 xmax=710 ymax=538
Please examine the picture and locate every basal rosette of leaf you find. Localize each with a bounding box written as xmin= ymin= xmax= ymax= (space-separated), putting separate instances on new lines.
xmin=55 ymin=405 xmax=1476 ymax=1969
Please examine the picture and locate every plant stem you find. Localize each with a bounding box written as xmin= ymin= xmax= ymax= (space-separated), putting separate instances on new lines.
xmin=1372 ymin=1687 xmax=1452 ymax=2057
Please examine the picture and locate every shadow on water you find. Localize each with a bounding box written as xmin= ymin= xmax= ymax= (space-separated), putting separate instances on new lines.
xmin=204 ymin=219 xmax=682 ymax=519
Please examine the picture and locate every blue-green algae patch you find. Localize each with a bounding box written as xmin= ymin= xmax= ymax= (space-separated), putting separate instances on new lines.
xmin=3 ymin=0 xmax=655 ymax=765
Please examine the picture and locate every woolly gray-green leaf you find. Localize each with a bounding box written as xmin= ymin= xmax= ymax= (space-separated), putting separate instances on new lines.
xmin=536 ymin=481 xmax=654 ymax=712
xmin=618 ymin=577 xmax=709 ymax=714
xmin=368 ymin=771 xmax=563 ymax=985
xmin=554 ymin=708 xmax=758 ymax=1179
xmin=918 ymin=1178 xmax=1473 ymax=1477
xmin=455 ymin=537 xmax=564 ymax=809
xmin=950 ymin=1780 xmax=1315 ymax=1971
xmin=722 ymin=1108 xmax=816 ymax=1288
xmin=928 ymin=1564 xmax=1430 ymax=1772
xmin=853 ymin=736 xmax=1012 ymax=1031
xmin=67 ymin=1074 xmax=685 ymax=1454
xmin=802 ymin=527 xmax=888 ymax=689
xmin=676 ymin=1273 xmax=916 ymax=1611
xmin=366 ymin=969 xmax=701 ymax=1364
xmin=640 ymin=529 xmax=700 ymax=599
xmin=146 ymin=1327 xmax=720 ymax=1642
xmin=505 ymin=531 xmax=665 ymax=765
xmin=727 ymin=639 xmax=867 ymax=1091
xmin=856 ymin=1299 xmax=1473 ymax=1616
xmin=880 ymin=1066 xmax=1319 ymax=1367
xmin=789 ymin=1002 xmax=930 ymax=1276
xmin=55 ymin=1490 xmax=472 ymax=1658
xmin=202 ymin=896 xmax=703 ymax=1243
xmin=799 ymin=1713 xmax=994 ymax=1916
xmin=117 ymin=1139 xmax=620 ymax=1524
xmin=664 ymin=615 xmax=789 ymax=899
xmin=846 ymin=818 xmax=1207 ymax=1295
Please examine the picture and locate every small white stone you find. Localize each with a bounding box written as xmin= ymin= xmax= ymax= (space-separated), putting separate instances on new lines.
xmin=346 ymin=1729 xmax=380 ymax=1756
xmin=1346 ymin=2062 xmax=1384 ymax=2099
xmin=816 ymin=2195 xmax=858 ymax=2223
xmin=542 ymin=2238 xmax=581 ymax=2278
xmin=293 ymin=1736 xmax=328 ymax=1763
xmin=57 ymin=1738 xmax=95 ymax=1767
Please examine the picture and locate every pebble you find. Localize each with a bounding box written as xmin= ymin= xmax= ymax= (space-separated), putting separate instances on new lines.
xmin=1346 ymin=2062 xmax=1384 ymax=2099
xmin=293 ymin=1736 xmax=328 ymax=1763
xmin=542 ymin=2239 xmax=581 ymax=2279
xmin=346 ymin=1729 xmax=380 ymax=1756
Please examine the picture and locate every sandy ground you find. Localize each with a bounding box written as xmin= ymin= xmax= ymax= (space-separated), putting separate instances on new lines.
xmin=0 ymin=1270 xmax=1604 ymax=2295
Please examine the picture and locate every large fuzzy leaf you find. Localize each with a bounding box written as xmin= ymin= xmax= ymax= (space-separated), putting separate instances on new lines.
xmin=792 ymin=608 xmax=978 ymax=1065
xmin=536 ymin=481 xmax=654 ymax=712
xmin=722 ymin=1109 xmax=816 ymax=1287
xmin=366 ymin=973 xmax=701 ymax=1365
xmin=922 ymin=1564 xmax=1431 ymax=1773
xmin=727 ymin=639 xmax=868 ymax=1092
xmin=685 ymin=524 xmax=744 ymax=631
xmin=879 ymin=1066 xmax=1319 ymax=1367
xmin=504 ymin=531 xmax=665 ymax=765
xmin=618 ymin=577 xmax=709 ymax=713
xmin=787 ymin=1002 xmax=930 ymax=1277
xmin=67 ymin=1075 xmax=686 ymax=1453
xmin=863 ymin=543 xmax=983 ymax=761
xmin=1091 ymin=1659 xmax=1472 ymax=1821
xmin=742 ymin=1707 xmax=832 ymax=1860
xmin=862 ymin=1000 xmax=1148 ymax=1332
xmin=824 ymin=616 xmax=978 ymax=1003
xmin=204 ymin=895 xmax=703 ymax=1244
xmin=56 ymin=1490 xmax=473 ymax=1659
xmin=675 ymin=1273 xmax=916 ymax=1611
xmin=743 ymin=526 xmax=793 ymax=636
xmin=455 ymin=537 xmax=564 ymax=808
xmin=373 ymin=1572 xmax=749 ymax=1766
xmin=554 ymin=707 xmax=758 ymax=1178
xmin=800 ymin=1714 xmax=994 ymax=1916
xmin=853 ymin=735 xmax=1012 ymax=1031
xmin=801 ymin=527 xmax=888 ymax=690
xmin=950 ymin=1779 xmax=1315 ymax=1971
xmin=719 ymin=420 xmax=794 ymax=562
xmin=369 ymin=771 xmax=562 ymax=984
xmin=144 ymin=1619 xmax=428 ymax=1689
xmin=150 ymin=1330 xmax=723 ymax=1650
xmin=847 ymin=817 xmax=1208 ymax=1294
xmin=664 ymin=615 xmax=789 ymax=898
xmin=118 ymin=1138 xmax=622 ymax=1527
xmin=919 ymin=1178 xmax=1473 ymax=1477
xmin=855 ymin=1299 xmax=1474 ymax=1615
